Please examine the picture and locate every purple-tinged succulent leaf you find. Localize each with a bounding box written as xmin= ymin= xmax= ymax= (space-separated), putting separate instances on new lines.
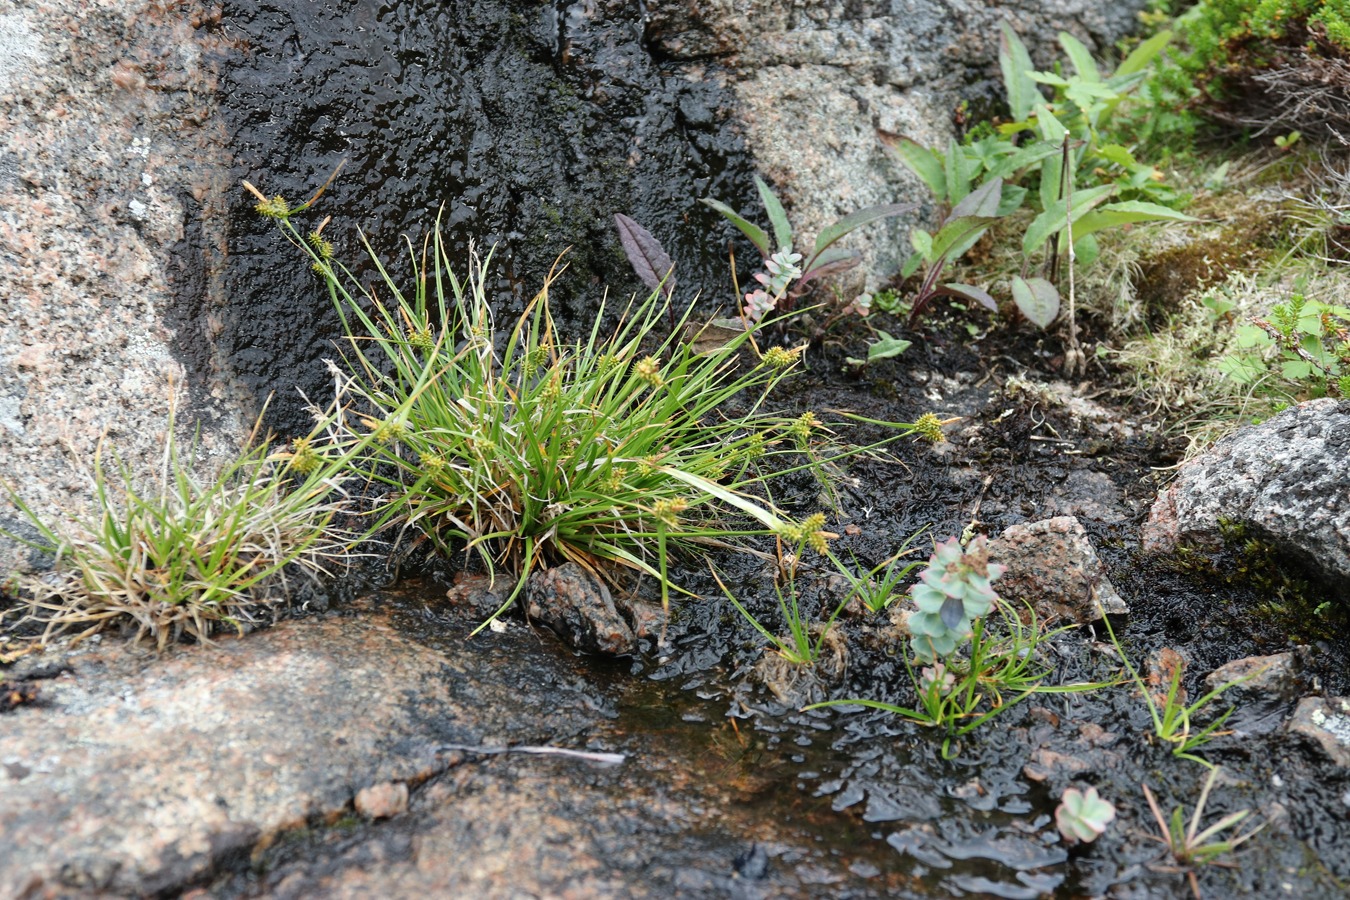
xmin=939 ymin=595 xmax=966 ymax=631
xmin=614 ymin=214 xmax=676 ymax=301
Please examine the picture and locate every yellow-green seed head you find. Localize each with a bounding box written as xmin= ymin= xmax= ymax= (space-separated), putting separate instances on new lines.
xmin=762 ymin=345 xmax=800 ymax=368
xmin=407 ymin=327 xmax=435 ymax=352
xmin=602 ymin=466 xmax=626 ymax=493
xmin=370 ymin=418 xmax=407 ymax=445
xmin=635 ymin=356 xmax=663 ymax=388
xmin=914 ymin=412 xmax=945 ymax=443
xmin=740 ymin=431 xmax=766 ymax=462
xmin=790 ymin=410 xmax=820 ymax=449
xmin=523 ymin=346 xmax=549 ymax=379
xmin=287 ymin=436 xmax=321 ymax=475
xmin=652 ymin=497 xmax=688 ymax=527
xmin=307 ymin=231 xmax=335 ymax=260
xmin=255 ymin=195 xmax=291 ymax=219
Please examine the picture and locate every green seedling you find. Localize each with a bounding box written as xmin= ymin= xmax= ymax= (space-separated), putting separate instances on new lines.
xmin=1102 ymin=615 xmax=1262 ymax=766
xmin=832 ymin=532 xmax=928 ymax=613
xmin=711 ymin=516 xmax=846 ymax=667
xmin=1143 ymin=766 xmax=1264 ymax=899
xmin=810 ymin=597 xmax=1103 ymax=759
xmin=702 ymin=176 xmax=915 ymax=321
xmin=2 ymin=396 xmax=369 ymax=649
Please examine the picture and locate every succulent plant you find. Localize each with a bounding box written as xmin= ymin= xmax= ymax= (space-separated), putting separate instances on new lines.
xmin=908 ymin=535 xmax=1006 ymax=662
xmin=1056 ymin=786 xmax=1117 ymax=844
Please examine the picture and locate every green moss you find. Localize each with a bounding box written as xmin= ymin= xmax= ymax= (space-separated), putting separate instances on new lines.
xmin=1165 ymin=517 xmax=1346 ymax=642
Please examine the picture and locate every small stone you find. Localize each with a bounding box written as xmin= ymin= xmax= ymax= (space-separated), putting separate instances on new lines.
xmin=988 ymin=516 xmax=1127 ymax=624
xmin=525 ymin=563 xmax=636 ymax=656
xmin=1288 ymin=697 xmax=1350 ymax=766
xmin=354 ymin=782 xmax=409 ymax=820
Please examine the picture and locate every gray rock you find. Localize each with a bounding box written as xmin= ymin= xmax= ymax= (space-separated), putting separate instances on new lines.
xmin=988 ymin=516 xmax=1128 ymax=624
xmin=0 ymin=609 xmax=625 ymax=897
xmin=1288 ymin=697 xmax=1350 ymax=767
xmin=526 ymin=563 xmax=637 ymax=656
xmin=1142 ymin=399 xmax=1350 ymax=594
xmin=0 ymin=0 xmax=242 ymax=574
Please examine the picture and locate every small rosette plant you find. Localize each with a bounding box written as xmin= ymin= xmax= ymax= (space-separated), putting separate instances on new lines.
xmin=909 ymin=535 xmax=1006 ymax=662
xmin=1056 ymin=786 xmax=1116 ymax=844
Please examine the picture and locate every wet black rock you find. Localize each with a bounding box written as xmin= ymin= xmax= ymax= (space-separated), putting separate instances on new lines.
xmin=1205 ymin=651 xmax=1308 ymax=736
xmin=215 ymin=0 xmax=1151 ymax=435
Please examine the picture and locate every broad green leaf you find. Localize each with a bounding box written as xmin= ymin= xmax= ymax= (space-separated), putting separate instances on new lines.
xmin=950 ymin=176 xmax=1003 ymax=219
xmin=945 ymin=137 xmax=973 ymax=204
xmin=1233 ymin=323 xmax=1270 ymax=349
xmin=1097 ymin=144 xmax=1138 ymax=168
xmin=1216 ymin=354 xmax=1263 ymax=384
xmin=1011 ymin=276 xmax=1060 ymax=328
xmin=901 ymin=250 xmax=923 ymax=279
xmin=1034 ymin=103 xmax=1069 ymax=142
xmin=1000 ymin=22 xmax=1039 ymax=122
xmin=910 ymin=228 xmax=934 ymax=261
xmin=1202 ymin=294 xmax=1237 ymax=319
xmin=1114 ymin=29 xmax=1172 ymax=78
xmin=1065 ymin=81 xmax=1118 ymax=109
xmin=938 ymin=283 xmax=998 ymax=312
xmin=813 ymin=202 xmax=917 ymax=256
xmin=1070 ymin=200 xmax=1197 ymax=243
xmin=930 ymin=215 xmax=997 ymax=264
xmin=1059 ymin=32 xmax=1101 ymax=82
xmin=1040 ymin=149 xmax=1064 ymax=213
xmin=867 ymin=331 xmax=912 ymax=363
xmin=1282 ymin=359 xmax=1314 ymax=380
xmin=755 ymin=176 xmax=793 ymax=253
xmin=1073 ymin=233 xmax=1100 ymax=268
xmin=893 ymin=136 xmax=947 ymax=201
xmin=997 ymin=184 xmax=1029 ymax=217
xmin=986 ymin=140 xmax=1060 ymax=180
xmin=700 ymin=198 xmax=769 ymax=256
xmin=1023 ymin=184 xmax=1117 ymax=257
xmin=1029 ymin=72 xmax=1070 ymax=88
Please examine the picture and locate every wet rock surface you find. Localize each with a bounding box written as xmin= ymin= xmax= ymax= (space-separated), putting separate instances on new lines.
xmin=0 ymin=588 xmax=916 ymax=899
xmin=1143 ymin=398 xmax=1350 ymax=595
xmin=1205 ymin=651 xmax=1308 ymax=736
xmin=218 ymin=0 xmax=1149 ymax=434
xmin=988 ymin=515 xmax=1128 ymax=623
xmin=0 ymin=612 xmax=609 ymax=896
